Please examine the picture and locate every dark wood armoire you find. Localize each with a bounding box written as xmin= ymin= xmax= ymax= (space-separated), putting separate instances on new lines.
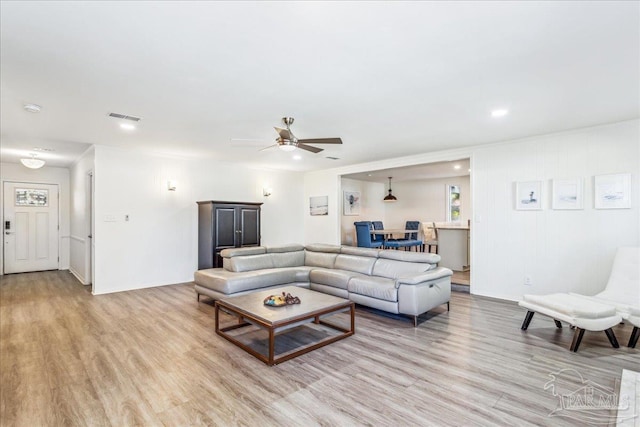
xmin=197 ymin=201 xmax=262 ymax=269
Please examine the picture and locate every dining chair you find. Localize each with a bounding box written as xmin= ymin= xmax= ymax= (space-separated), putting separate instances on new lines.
xmin=424 ymin=221 xmax=439 ymax=254
xmin=371 ymin=221 xmax=385 ymax=244
xmin=393 ymin=221 xmax=422 ymax=251
xmin=354 ymin=221 xmax=383 ymax=249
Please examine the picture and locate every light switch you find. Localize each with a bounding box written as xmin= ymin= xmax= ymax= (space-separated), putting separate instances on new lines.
xmin=125 ymin=215 xmax=129 ymax=221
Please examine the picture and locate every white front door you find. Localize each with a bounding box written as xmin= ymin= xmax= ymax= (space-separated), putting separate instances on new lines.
xmin=3 ymin=182 xmax=59 ymax=274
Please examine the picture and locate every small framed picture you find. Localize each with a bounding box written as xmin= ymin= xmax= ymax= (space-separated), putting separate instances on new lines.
xmin=515 ymin=181 xmax=543 ymax=210
xmin=309 ymin=195 xmax=328 ymax=216
xmin=552 ymin=178 xmax=583 ymax=210
xmin=343 ymin=191 xmax=361 ymax=216
xmin=594 ymin=173 xmax=631 ymax=209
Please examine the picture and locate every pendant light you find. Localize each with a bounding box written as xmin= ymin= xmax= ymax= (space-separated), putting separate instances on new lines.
xmin=383 ymin=176 xmax=397 ymax=202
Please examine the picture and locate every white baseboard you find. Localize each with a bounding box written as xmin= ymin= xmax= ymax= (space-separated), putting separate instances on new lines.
xmin=68 ymin=267 xmax=89 ymax=285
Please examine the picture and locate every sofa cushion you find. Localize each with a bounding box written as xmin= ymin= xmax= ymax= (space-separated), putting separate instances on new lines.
xmin=305 ymin=243 xmax=341 ymax=253
xmin=224 ymin=254 xmax=274 ymax=272
xmin=348 ymin=276 xmax=398 ymax=302
xmin=372 ymin=258 xmax=433 ymax=280
xmin=305 ymin=250 xmax=338 ymax=269
xmin=194 ymin=267 xmax=303 ymax=294
xmin=221 ymin=246 xmax=266 ymax=258
xmin=378 ymin=250 xmax=440 ymax=264
xmin=309 ymin=268 xmax=367 ymax=290
xmin=271 ymin=251 xmax=305 ymax=268
xmin=334 ymin=254 xmax=376 ymax=275
xmin=266 ymin=244 xmax=305 ymax=253
xmin=340 ymin=246 xmax=380 ymax=258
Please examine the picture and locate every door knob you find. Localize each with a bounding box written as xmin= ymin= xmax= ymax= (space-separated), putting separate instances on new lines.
xmin=5 ymin=231 xmax=13 ymax=235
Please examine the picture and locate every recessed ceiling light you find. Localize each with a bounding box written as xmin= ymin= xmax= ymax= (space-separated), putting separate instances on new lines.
xmin=120 ymin=123 xmax=136 ymax=131
xmin=454 ymin=164 xmax=461 ymax=170
xmin=491 ymin=109 xmax=509 ymax=117
xmin=23 ymin=104 xmax=42 ymax=113
xmin=32 ymin=147 xmax=54 ymax=152
xmin=293 ymin=155 xmax=302 ymax=160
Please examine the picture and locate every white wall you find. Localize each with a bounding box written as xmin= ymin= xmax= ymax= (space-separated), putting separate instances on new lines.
xmin=304 ymin=170 xmax=340 ymax=245
xmin=472 ymin=120 xmax=639 ymax=300
xmin=0 ymin=162 xmax=71 ymax=274
xmin=69 ymin=147 xmax=95 ymax=284
xmin=92 ymin=145 xmax=304 ymax=295
xmin=303 ymin=119 xmax=640 ymax=301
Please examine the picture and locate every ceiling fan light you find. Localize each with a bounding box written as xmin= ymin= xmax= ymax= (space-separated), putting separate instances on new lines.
xmin=20 ymin=157 xmax=46 ymax=169
xmin=278 ymin=144 xmax=296 ymax=152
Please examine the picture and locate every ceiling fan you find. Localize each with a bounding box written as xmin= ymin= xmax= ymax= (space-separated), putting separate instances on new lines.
xmin=259 ymin=117 xmax=343 ymax=153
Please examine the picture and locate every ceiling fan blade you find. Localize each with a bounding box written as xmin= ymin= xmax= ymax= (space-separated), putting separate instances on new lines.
xmin=274 ymin=127 xmax=292 ymax=140
xmin=259 ymin=144 xmax=278 ymax=151
xmin=297 ymin=143 xmax=323 ymax=153
xmin=298 ymin=137 xmax=343 ymax=145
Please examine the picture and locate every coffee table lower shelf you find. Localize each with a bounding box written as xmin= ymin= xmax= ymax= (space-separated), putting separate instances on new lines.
xmin=215 ymin=298 xmax=355 ymax=366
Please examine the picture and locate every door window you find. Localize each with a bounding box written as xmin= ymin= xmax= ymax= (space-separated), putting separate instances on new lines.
xmin=15 ymin=189 xmax=48 ymax=206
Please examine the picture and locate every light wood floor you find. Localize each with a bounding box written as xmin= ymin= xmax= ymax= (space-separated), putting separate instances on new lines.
xmin=1 ymin=271 xmax=637 ymax=426
xmin=451 ymin=270 xmax=470 ymax=286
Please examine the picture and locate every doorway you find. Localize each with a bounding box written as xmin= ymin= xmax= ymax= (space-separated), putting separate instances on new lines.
xmin=3 ymin=181 xmax=59 ymax=274
xmin=340 ymin=158 xmax=472 ymax=289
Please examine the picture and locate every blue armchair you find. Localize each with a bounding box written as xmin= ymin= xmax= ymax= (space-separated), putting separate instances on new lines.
xmin=354 ymin=221 xmax=383 ymax=248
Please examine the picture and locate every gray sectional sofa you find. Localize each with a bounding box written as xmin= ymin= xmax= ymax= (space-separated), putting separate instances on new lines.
xmin=194 ymin=243 xmax=453 ymax=326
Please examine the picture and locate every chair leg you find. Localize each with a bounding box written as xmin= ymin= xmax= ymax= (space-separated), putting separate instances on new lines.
xmin=628 ymin=326 xmax=639 ymax=348
xmin=521 ymin=311 xmax=535 ymax=330
xmin=554 ymin=319 xmax=562 ymax=328
xmin=197 ymin=293 xmax=200 ymax=302
xmin=413 ymin=316 xmax=418 ymax=327
xmin=447 ymin=302 xmax=450 ymax=311
xmin=570 ymin=328 xmax=585 ymax=352
xmin=604 ymin=328 xmax=620 ymax=348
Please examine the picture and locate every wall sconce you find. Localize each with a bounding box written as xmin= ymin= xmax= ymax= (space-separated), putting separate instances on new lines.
xmin=167 ymin=180 xmax=177 ymax=191
xmin=263 ymin=187 xmax=273 ymax=197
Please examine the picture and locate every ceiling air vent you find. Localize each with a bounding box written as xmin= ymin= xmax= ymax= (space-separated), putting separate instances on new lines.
xmin=108 ymin=112 xmax=141 ymax=122
xmin=325 ymin=156 xmax=340 ymax=160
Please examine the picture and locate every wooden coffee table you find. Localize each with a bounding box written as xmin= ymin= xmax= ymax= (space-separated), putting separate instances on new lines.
xmin=215 ymin=286 xmax=355 ymax=365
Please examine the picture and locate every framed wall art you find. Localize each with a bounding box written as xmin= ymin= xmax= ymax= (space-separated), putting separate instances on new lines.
xmin=594 ymin=173 xmax=631 ymax=209
xmin=343 ymin=191 xmax=361 ymax=216
xmin=309 ymin=195 xmax=328 ymax=216
xmin=552 ymin=178 xmax=583 ymax=210
xmin=515 ymin=181 xmax=543 ymax=210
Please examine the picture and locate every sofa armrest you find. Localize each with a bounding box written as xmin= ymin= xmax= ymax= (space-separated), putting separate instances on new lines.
xmin=395 ymin=267 xmax=453 ymax=287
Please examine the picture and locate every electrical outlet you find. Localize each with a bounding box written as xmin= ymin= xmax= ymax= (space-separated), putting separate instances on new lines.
xmin=524 ymin=276 xmax=533 ymax=286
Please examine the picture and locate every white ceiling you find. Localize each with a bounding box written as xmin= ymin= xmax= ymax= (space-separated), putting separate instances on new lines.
xmin=1 ymin=2 xmax=638 ymax=171
xmin=343 ymin=159 xmax=470 ymax=183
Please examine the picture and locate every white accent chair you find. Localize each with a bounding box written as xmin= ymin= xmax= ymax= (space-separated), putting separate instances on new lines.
xmin=519 ymin=247 xmax=639 ymax=351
